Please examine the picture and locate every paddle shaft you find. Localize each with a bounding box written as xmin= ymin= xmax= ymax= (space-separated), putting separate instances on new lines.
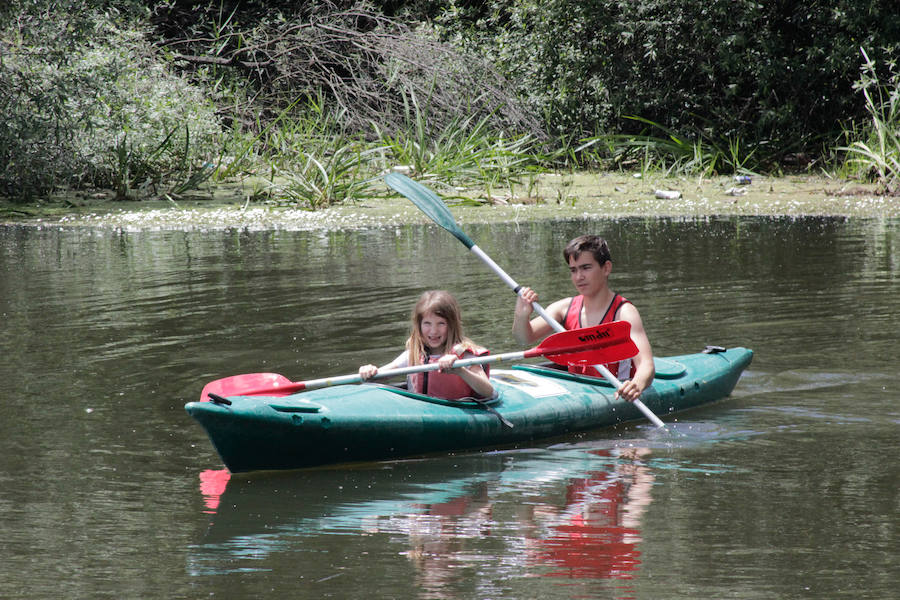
xmin=225 ymin=331 xmax=628 ymax=397
xmin=268 ymin=350 xmax=528 ymax=396
xmin=470 ymin=245 xmax=667 ymax=429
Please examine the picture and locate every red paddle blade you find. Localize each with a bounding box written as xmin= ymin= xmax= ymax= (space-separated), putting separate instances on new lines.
xmin=200 ymin=372 xmax=295 ymax=401
xmin=537 ymin=321 xmax=638 ymax=367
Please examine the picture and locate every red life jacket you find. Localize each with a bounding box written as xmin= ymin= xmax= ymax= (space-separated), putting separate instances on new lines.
xmin=408 ymin=347 xmax=490 ymax=399
xmin=564 ymin=294 xmax=635 ymax=379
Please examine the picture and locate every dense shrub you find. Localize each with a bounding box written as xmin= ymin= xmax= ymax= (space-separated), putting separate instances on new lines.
xmin=432 ymin=0 xmax=900 ymax=161
xmin=4 ymin=0 xmax=899 ymax=202
xmin=0 ymin=3 xmax=221 ymax=201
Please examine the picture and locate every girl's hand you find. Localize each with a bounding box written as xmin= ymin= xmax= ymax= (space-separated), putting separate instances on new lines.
xmin=437 ymin=354 xmax=458 ymax=371
xmin=358 ymin=364 xmax=378 ymax=380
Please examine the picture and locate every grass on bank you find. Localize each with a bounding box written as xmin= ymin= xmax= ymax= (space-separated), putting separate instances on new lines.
xmin=837 ymin=49 xmax=900 ymax=194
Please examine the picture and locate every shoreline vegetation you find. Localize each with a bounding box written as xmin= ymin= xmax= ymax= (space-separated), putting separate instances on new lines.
xmin=2 ymin=2 xmax=899 ymax=225
xmin=2 ymin=173 xmax=896 ymax=232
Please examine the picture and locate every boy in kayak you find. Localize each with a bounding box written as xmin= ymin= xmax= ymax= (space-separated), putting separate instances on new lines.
xmin=512 ymin=235 xmax=654 ymax=402
xmin=359 ymin=290 xmax=494 ymax=400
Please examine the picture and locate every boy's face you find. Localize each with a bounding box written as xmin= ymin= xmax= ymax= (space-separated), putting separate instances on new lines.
xmin=568 ymin=252 xmax=611 ymax=296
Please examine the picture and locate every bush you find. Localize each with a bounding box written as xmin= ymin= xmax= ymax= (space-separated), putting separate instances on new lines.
xmin=151 ymin=0 xmax=541 ymax=142
xmin=0 ymin=4 xmax=221 ymax=201
xmin=432 ymin=0 xmax=900 ymax=163
xmin=840 ymin=49 xmax=900 ymax=193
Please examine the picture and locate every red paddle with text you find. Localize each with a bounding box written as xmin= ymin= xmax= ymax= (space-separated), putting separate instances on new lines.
xmin=201 ymin=321 xmax=637 ymax=400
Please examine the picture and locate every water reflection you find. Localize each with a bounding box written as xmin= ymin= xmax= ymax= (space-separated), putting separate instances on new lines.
xmin=402 ymin=480 xmax=496 ymax=598
xmin=199 ymin=469 xmax=231 ymax=514
xmin=3 ymin=217 xmax=898 ymax=600
xmin=190 ymin=446 xmax=656 ymax=593
xmin=527 ymin=448 xmax=652 ymax=580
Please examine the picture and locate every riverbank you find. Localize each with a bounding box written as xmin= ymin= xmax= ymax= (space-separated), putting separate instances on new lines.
xmin=1 ymin=173 xmax=897 ymax=231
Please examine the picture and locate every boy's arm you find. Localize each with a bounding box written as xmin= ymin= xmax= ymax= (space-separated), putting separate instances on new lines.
xmin=512 ymin=288 xmax=569 ymax=344
xmin=615 ymin=303 xmax=655 ymax=401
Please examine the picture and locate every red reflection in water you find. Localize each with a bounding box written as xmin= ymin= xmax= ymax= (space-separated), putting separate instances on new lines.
xmin=199 ymin=469 xmax=231 ymax=514
xmin=535 ymin=478 xmax=642 ymax=578
xmin=529 ymin=448 xmax=652 ymax=581
xmin=400 ymin=448 xmax=653 ymax=595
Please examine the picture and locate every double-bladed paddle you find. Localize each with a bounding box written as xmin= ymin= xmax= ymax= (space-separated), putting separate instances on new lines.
xmin=201 ymin=321 xmax=637 ymax=400
xmin=384 ymin=172 xmax=667 ymax=429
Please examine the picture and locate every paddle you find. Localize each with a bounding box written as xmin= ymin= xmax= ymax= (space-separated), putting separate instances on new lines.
xmin=384 ymin=172 xmax=667 ymax=429
xmin=201 ymin=321 xmax=637 ymax=400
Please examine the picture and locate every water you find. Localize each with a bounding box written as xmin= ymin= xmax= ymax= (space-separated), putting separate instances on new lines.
xmin=1 ymin=216 xmax=897 ymax=599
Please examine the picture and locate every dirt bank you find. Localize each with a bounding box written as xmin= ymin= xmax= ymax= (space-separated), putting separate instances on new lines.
xmin=1 ymin=173 xmax=896 ymax=231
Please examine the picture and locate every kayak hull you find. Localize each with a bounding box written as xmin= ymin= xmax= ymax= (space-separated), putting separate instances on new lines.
xmin=186 ymin=347 xmax=752 ymax=472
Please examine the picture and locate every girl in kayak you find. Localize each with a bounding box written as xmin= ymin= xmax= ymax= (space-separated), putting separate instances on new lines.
xmin=359 ymin=290 xmax=494 ymax=400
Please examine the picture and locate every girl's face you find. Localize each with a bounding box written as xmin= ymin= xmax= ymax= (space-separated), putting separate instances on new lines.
xmin=420 ymin=311 xmax=449 ymax=352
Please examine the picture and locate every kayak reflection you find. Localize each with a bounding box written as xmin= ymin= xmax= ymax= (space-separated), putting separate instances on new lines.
xmin=527 ymin=447 xmax=652 ymax=579
xmin=198 ymin=469 xmax=231 ymax=515
xmin=190 ymin=445 xmax=654 ymax=586
xmin=403 ymin=448 xmax=652 ymax=591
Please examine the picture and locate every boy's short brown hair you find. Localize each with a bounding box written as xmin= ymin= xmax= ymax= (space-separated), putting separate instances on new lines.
xmin=563 ymin=235 xmax=611 ymax=265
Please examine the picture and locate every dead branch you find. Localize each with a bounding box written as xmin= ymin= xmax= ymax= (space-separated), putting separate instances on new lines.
xmin=153 ymin=1 xmax=544 ymax=139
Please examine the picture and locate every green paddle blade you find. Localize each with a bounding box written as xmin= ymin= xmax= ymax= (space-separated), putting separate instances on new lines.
xmin=384 ymin=173 xmax=475 ymax=249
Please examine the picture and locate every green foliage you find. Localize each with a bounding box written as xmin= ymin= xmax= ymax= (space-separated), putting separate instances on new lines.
xmin=247 ymin=92 xmax=541 ymax=208
xmin=579 ymin=115 xmax=757 ymax=177
xmin=0 ymin=4 xmax=221 ymax=201
xmin=373 ymin=89 xmax=539 ymax=186
xmin=840 ymin=49 xmax=900 ymax=193
xmin=268 ymin=142 xmax=384 ymax=209
xmin=259 ymin=96 xmax=386 ymax=208
xmin=433 ymin=0 xmax=900 ymax=165
xmin=5 ymin=0 xmax=899 ymax=205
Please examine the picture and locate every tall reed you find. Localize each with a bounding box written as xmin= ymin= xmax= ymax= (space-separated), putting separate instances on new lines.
xmin=258 ymin=96 xmax=386 ymax=207
xmin=373 ymin=89 xmax=541 ymax=195
xmin=576 ymin=115 xmax=760 ymax=177
xmin=840 ymin=49 xmax=900 ymax=193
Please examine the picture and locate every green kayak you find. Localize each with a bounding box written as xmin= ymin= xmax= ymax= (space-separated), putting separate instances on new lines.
xmin=186 ymin=346 xmax=752 ymax=473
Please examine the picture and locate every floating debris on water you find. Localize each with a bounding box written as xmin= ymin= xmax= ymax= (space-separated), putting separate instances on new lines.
xmin=54 ymin=206 xmax=401 ymax=232
xmin=654 ymin=190 xmax=682 ymax=199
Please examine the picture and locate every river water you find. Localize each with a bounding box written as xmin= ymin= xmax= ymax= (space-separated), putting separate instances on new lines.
xmin=1 ymin=216 xmax=897 ymax=599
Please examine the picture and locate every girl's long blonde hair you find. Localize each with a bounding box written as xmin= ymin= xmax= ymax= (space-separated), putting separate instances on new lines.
xmin=405 ymin=290 xmax=479 ymax=366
